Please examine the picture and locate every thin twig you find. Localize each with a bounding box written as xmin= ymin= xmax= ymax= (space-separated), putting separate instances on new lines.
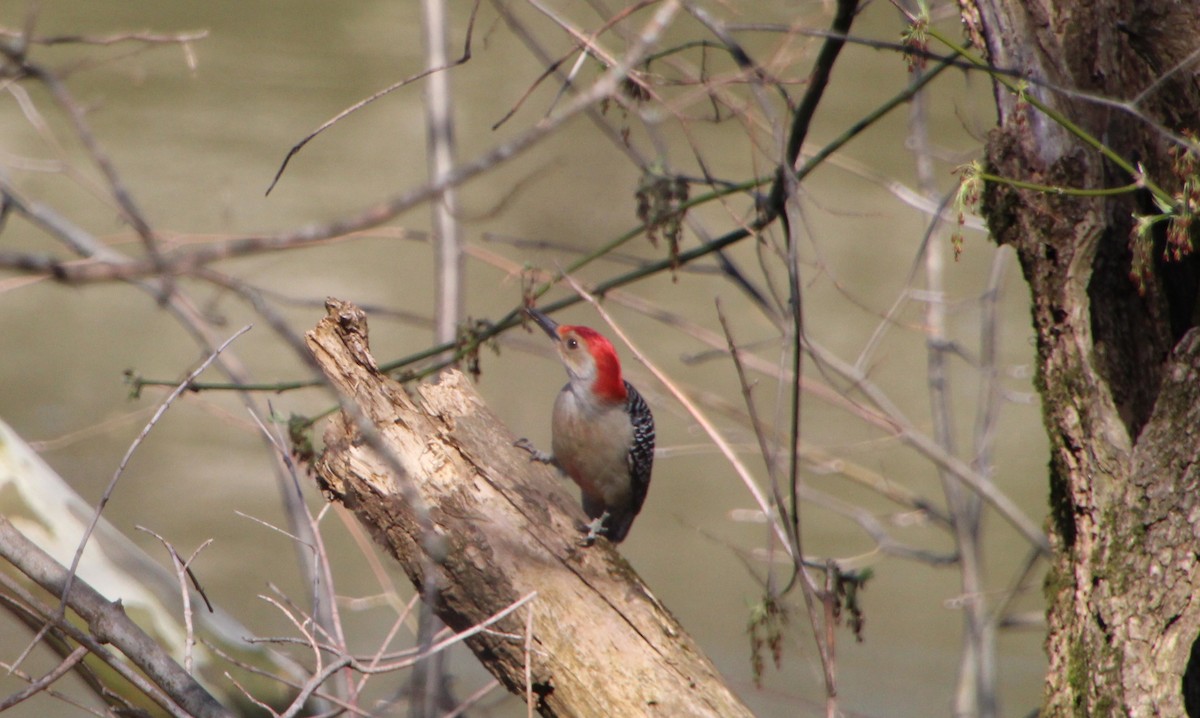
xmin=6 ymin=52 xmax=172 ymax=292
xmin=715 ymin=299 xmax=778 ymax=489
xmin=247 ymin=405 xmax=348 ymax=685
xmin=0 ymin=28 xmax=208 ymax=47
xmin=0 ymin=646 xmax=88 ymax=711
xmin=273 ymin=593 xmax=536 ymax=718
xmin=135 ymin=527 xmax=215 ymax=674
xmin=416 ymin=2 xmax=466 ymax=710
xmin=265 ymin=1 xmax=480 ymax=196
xmin=805 ymin=337 xmax=1051 ymax=554
xmin=441 ymin=679 xmax=500 ymax=718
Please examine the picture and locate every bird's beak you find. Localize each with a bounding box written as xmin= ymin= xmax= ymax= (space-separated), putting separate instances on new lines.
xmin=525 ymin=307 xmax=560 ymax=341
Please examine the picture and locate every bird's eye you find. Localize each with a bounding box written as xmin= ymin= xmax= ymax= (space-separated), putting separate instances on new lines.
xmin=566 ymin=338 xmax=578 ymax=350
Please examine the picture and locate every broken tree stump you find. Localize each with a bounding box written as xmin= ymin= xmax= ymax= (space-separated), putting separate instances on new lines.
xmin=306 ymin=298 xmax=752 ymax=717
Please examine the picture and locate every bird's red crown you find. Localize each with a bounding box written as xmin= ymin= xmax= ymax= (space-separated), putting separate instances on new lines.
xmin=560 ymin=325 xmax=627 ymax=403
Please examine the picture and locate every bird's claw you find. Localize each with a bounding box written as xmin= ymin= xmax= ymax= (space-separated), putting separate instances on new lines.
xmin=576 ymin=512 xmax=611 ymax=547
xmin=514 ymin=438 xmax=553 ymax=464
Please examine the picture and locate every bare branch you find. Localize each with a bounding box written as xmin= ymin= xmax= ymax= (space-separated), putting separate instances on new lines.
xmin=0 ymin=517 xmax=233 ymax=718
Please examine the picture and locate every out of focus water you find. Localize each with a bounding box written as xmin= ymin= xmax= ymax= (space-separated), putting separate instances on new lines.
xmin=0 ymin=2 xmax=1047 ymax=716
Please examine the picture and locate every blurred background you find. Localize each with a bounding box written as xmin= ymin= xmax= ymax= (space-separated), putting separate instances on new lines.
xmin=0 ymin=1 xmax=1048 ymax=716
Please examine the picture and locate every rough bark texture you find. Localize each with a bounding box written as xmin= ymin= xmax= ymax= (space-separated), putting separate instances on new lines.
xmin=959 ymin=1 xmax=1200 ymax=715
xmin=305 ymin=299 xmax=753 ymax=718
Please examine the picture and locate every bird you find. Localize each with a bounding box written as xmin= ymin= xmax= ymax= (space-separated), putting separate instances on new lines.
xmin=515 ymin=306 xmax=655 ymax=545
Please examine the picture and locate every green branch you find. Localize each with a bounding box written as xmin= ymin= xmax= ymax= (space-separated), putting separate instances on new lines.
xmin=926 ymin=26 xmax=1173 ymax=207
xmin=973 ymin=170 xmax=1141 ymax=198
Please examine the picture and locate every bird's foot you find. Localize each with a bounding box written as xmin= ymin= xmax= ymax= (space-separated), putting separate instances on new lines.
xmin=514 ymin=438 xmax=554 ymax=464
xmin=576 ymin=512 xmax=611 ymax=547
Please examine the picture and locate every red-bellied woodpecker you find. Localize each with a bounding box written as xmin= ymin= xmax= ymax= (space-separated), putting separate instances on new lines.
xmin=516 ymin=307 xmax=655 ymax=545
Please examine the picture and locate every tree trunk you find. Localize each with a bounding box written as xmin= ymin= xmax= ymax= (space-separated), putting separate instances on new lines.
xmin=960 ymin=1 xmax=1200 ymax=715
xmin=304 ymin=299 xmax=754 ymax=718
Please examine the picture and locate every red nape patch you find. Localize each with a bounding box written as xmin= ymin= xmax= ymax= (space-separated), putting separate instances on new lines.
xmin=563 ymin=325 xmax=627 ymax=403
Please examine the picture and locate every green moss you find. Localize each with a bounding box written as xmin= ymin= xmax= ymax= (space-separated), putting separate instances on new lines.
xmin=1095 ymin=502 xmax=1141 ymax=595
xmin=1043 ymin=561 xmax=1070 ymax=606
xmin=1066 ymin=643 xmax=1087 ymax=702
